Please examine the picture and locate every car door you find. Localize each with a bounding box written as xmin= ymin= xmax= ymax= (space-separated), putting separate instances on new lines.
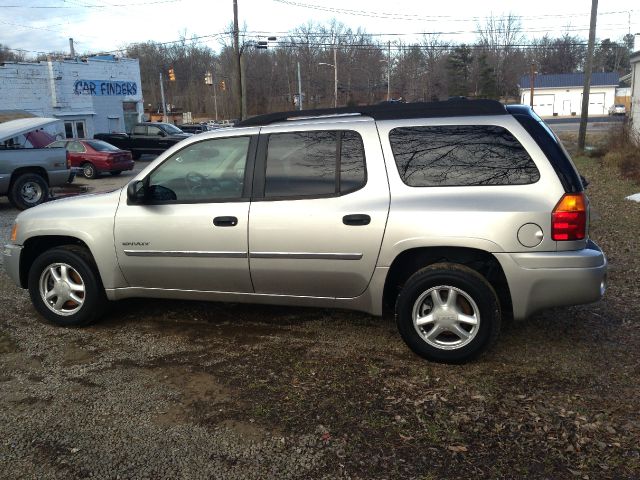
xmin=146 ymin=125 xmax=175 ymax=153
xmin=114 ymin=134 xmax=256 ymax=292
xmin=130 ymin=125 xmax=147 ymax=152
xmin=248 ymin=122 xmax=390 ymax=298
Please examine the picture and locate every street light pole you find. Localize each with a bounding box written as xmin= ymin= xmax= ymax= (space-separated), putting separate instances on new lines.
xmin=319 ymin=48 xmax=338 ymax=109
xmin=333 ymin=46 xmax=338 ymax=108
xmin=387 ymin=40 xmax=391 ymax=101
xmin=159 ymin=72 xmax=168 ymax=123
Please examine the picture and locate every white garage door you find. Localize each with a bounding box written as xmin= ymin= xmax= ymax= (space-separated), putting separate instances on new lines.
xmin=532 ymin=94 xmax=555 ymax=117
xmin=588 ymin=93 xmax=605 ymax=115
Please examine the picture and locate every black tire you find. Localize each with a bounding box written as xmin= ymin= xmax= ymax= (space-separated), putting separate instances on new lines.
xmin=395 ymin=263 xmax=501 ymax=364
xmin=8 ymin=173 xmax=49 ymax=210
xmin=28 ymin=245 xmax=108 ymax=327
xmin=131 ymin=151 xmax=141 ymax=160
xmin=110 ymin=171 xmax=122 ymax=176
xmin=82 ymin=162 xmax=97 ymax=179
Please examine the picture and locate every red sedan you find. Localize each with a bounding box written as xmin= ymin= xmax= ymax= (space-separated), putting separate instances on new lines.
xmin=47 ymin=139 xmax=134 ymax=179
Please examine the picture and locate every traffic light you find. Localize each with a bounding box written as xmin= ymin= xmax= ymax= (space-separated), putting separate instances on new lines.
xmin=168 ymin=67 xmax=176 ymax=82
xmin=219 ymin=80 xmax=226 ymax=91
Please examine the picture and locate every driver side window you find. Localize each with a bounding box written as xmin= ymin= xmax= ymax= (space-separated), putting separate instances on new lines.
xmin=148 ymin=136 xmax=250 ymax=203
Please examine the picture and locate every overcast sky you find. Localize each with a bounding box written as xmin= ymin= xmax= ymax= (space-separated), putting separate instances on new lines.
xmin=1 ymin=0 xmax=638 ymax=57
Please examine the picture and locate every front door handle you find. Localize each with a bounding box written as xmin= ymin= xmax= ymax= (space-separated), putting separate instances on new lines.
xmin=343 ymin=214 xmax=371 ymax=226
xmin=213 ymin=216 xmax=238 ymax=227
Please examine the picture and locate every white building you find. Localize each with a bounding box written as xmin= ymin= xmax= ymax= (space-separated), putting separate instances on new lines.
xmin=630 ymin=51 xmax=640 ymax=137
xmin=518 ymin=72 xmax=619 ymax=117
xmin=0 ymin=55 xmax=143 ymax=139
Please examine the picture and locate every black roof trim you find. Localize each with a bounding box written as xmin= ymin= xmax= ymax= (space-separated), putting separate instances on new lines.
xmin=237 ymin=99 xmax=507 ymax=127
xmin=506 ymin=104 xmax=584 ymax=193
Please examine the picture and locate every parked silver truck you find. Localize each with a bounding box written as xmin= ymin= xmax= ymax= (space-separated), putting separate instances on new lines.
xmin=0 ymin=118 xmax=71 ymax=209
xmin=3 ymin=101 xmax=607 ymax=363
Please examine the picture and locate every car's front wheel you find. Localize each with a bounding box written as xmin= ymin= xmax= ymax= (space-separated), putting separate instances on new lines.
xmin=395 ymin=263 xmax=501 ymax=364
xmin=28 ymin=246 xmax=108 ymax=327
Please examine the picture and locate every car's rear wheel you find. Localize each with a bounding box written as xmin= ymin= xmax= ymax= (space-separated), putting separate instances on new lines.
xmin=28 ymin=246 xmax=108 ymax=327
xmin=82 ymin=162 xmax=97 ymax=179
xmin=395 ymin=263 xmax=501 ymax=364
xmin=8 ymin=173 xmax=49 ymax=210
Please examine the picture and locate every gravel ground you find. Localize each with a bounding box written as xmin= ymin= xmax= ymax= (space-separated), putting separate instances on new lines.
xmin=1 ymin=152 xmax=639 ymax=479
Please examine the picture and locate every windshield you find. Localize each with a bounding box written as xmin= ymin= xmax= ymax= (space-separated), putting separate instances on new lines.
xmin=161 ymin=123 xmax=184 ymax=135
xmin=86 ymin=140 xmax=120 ymax=152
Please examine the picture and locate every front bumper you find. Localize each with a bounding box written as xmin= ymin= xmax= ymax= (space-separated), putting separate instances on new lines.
xmin=3 ymin=244 xmax=23 ymax=288
xmin=495 ymin=240 xmax=607 ymax=320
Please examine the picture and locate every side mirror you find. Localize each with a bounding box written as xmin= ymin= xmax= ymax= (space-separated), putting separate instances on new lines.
xmin=158 ymin=130 xmax=166 ymax=137
xmin=127 ymin=180 xmax=146 ymax=204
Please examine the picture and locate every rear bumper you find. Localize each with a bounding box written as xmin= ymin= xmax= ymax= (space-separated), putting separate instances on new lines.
xmin=3 ymin=244 xmax=23 ymax=288
xmin=115 ymin=160 xmax=135 ymax=171
xmin=495 ymin=240 xmax=607 ymax=320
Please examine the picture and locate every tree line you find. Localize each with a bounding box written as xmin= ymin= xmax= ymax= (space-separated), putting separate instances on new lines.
xmin=1 ymin=17 xmax=635 ymax=120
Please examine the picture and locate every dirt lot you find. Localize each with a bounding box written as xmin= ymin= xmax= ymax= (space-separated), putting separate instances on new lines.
xmin=1 ymin=149 xmax=639 ymax=479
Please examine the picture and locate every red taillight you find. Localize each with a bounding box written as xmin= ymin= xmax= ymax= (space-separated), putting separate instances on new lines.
xmin=552 ymin=193 xmax=587 ymax=241
xmin=65 ymin=151 xmax=71 ymax=169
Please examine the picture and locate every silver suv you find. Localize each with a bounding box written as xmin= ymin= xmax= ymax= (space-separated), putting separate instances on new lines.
xmin=3 ymin=100 xmax=607 ymax=363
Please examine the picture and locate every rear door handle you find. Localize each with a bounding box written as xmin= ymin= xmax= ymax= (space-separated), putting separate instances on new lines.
xmin=343 ymin=214 xmax=371 ymax=226
xmin=213 ymin=216 xmax=238 ymax=227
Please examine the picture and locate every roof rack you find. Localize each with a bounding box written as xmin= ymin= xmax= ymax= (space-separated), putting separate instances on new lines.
xmin=236 ymin=99 xmax=507 ymax=127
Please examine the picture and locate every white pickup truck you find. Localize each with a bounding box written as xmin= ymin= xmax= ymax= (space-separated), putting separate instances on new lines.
xmin=0 ymin=117 xmax=72 ymax=209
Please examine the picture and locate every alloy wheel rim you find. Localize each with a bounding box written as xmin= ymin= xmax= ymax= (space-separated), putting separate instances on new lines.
xmin=412 ymin=285 xmax=480 ymax=350
xmin=39 ymin=263 xmax=86 ymax=316
xmin=21 ymin=182 xmax=43 ymax=204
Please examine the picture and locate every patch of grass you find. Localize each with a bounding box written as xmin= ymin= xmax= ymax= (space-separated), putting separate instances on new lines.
xmin=601 ymin=124 xmax=640 ymax=183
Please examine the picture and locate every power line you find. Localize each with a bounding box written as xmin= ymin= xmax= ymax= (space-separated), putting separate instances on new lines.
xmin=0 ymin=0 xmax=186 ymax=7
xmin=272 ymin=0 xmax=633 ymax=23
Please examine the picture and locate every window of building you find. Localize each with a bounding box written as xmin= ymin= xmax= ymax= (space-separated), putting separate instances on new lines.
xmin=264 ymin=130 xmax=366 ymax=199
xmin=389 ymin=125 xmax=540 ymax=187
xmin=64 ymin=120 xmax=86 ymax=139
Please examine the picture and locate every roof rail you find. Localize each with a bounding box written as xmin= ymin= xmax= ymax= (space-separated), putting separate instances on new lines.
xmin=236 ymin=99 xmax=506 ymax=127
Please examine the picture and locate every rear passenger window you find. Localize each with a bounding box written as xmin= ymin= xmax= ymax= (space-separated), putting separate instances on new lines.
xmin=389 ymin=125 xmax=540 ymax=187
xmin=264 ymin=130 xmax=366 ymax=198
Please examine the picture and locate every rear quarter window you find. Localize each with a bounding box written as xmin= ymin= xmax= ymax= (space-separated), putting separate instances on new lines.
xmin=389 ymin=125 xmax=540 ymax=187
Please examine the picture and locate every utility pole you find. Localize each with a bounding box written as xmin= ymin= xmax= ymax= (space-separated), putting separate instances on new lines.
xmin=213 ymin=71 xmax=218 ymax=121
xmin=233 ymin=0 xmax=243 ymax=120
xmin=578 ymin=0 xmax=598 ymax=152
xmin=159 ymin=72 xmax=168 ymax=123
xmin=529 ymin=63 xmax=535 ymax=108
xmin=297 ymin=61 xmax=303 ymax=110
xmin=386 ymin=41 xmax=391 ymax=101
xmin=241 ymin=54 xmax=247 ymax=120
